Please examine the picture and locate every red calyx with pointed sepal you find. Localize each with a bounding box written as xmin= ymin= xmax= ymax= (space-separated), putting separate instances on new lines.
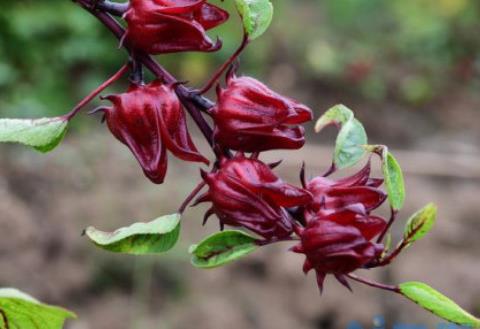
xmin=102 ymin=80 xmax=209 ymax=184
xmin=291 ymin=162 xmax=387 ymax=292
xmin=195 ymin=153 xmax=313 ymax=240
xmin=210 ymin=71 xmax=313 ymax=152
xmin=124 ymin=0 xmax=229 ymax=54
xmin=304 ymin=161 xmax=388 ymax=239
xmin=291 ymin=220 xmax=384 ymax=293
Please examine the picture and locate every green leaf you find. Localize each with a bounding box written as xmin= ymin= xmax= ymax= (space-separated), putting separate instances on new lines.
xmin=364 ymin=145 xmax=406 ymax=210
xmin=85 ymin=213 xmax=181 ymax=255
xmin=383 ymin=151 xmax=406 ymax=211
xmin=404 ymin=203 xmax=437 ymax=244
xmin=400 ymin=282 xmax=480 ymax=328
xmin=0 ymin=288 xmax=76 ymax=329
xmin=315 ymin=104 xmax=354 ymax=130
xmin=335 ymin=118 xmax=368 ymax=169
xmin=0 ymin=117 xmax=68 ymax=153
xmin=315 ymin=104 xmax=367 ymax=169
xmin=190 ymin=230 xmax=259 ymax=269
xmin=235 ymin=0 xmax=274 ymax=40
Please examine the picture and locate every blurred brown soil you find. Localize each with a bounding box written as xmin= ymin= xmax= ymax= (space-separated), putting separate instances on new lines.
xmin=0 ymin=129 xmax=479 ymax=329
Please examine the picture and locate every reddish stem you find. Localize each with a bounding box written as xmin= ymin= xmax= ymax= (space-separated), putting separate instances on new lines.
xmin=198 ymin=32 xmax=249 ymax=94
xmin=64 ymin=64 xmax=129 ymax=120
xmin=178 ymin=181 xmax=206 ymax=214
xmin=377 ymin=240 xmax=408 ymax=266
xmin=346 ymin=273 xmax=400 ymax=293
xmin=377 ymin=207 xmax=398 ymax=243
xmin=322 ymin=162 xmax=337 ymax=177
xmin=374 ymin=217 xmax=428 ymax=267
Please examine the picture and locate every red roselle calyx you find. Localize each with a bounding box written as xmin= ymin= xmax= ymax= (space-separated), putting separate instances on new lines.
xmin=304 ymin=161 xmax=387 ymax=239
xmin=210 ymin=72 xmax=313 ymax=152
xmin=101 ymin=80 xmax=209 ymax=184
xmin=291 ymin=162 xmax=387 ymax=292
xmin=194 ymin=153 xmax=312 ymax=240
xmin=124 ymin=0 xmax=229 ymax=54
xmin=292 ymin=220 xmax=384 ymax=293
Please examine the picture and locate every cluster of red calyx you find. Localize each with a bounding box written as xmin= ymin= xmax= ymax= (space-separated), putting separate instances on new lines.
xmin=291 ymin=162 xmax=387 ymax=292
xmin=124 ymin=0 xmax=228 ymax=54
xmin=85 ymin=0 xmax=391 ymax=295
xmin=100 ymin=81 xmax=209 ymax=184
xmin=18 ymin=0 xmax=462 ymax=322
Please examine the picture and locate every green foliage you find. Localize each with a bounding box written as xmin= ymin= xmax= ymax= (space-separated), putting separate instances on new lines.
xmin=404 ymin=203 xmax=438 ymax=244
xmin=285 ymin=0 xmax=480 ymax=102
xmin=315 ymin=104 xmax=367 ymax=169
xmin=383 ymin=151 xmax=406 ymax=210
xmin=0 ymin=288 xmax=76 ymax=329
xmin=400 ymin=282 xmax=480 ymax=328
xmin=85 ymin=213 xmax=181 ymax=255
xmin=0 ymin=0 xmax=123 ymax=120
xmin=0 ymin=117 xmax=68 ymax=152
xmin=190 ymin=230 xmax=258 ymax=269
xmin=365 ymin=145 xmax=406 ymax=211
xmin=234 ymin=0 xmax=273 ymax=40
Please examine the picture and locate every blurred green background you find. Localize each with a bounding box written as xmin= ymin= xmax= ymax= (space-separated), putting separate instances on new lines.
xmin=1 ymin=1 xmax=480 ymax=329
xmin=1 ymin=0 xmax=480 ymax=118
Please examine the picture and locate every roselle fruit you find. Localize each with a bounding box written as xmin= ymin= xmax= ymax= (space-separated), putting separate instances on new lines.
xmin=195 ymin=153 xmax=312 ymax=240
xmin=210 ymin=71 xmax=313 ymax=152
xmin=304 ymin=162 xmax=387 ymax=240
xmin=102 ymin=80 xmax=209 ymax=184
xmin=292 ymin=220 xmax=384 ymax=292
xmin=124 ymin=0 xmax=229 ymax=54
xmin=291 ymin=162 xmax=388 ymax=292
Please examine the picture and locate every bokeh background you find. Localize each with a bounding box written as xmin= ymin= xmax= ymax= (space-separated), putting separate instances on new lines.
xmin=1 ymin=0 xmax=480 ymax=328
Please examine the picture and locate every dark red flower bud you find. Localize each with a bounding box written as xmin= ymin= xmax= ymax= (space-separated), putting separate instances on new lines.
xmin=102 ymin=80 xmax=209 ymax=184
xmin=292 ymin=220 xmax=384 ymax=292
xmin=304 ymin=162 xmax=387 ymax=239
xmin=195 ymin=153 xmax=312 ymax=240
xmin=292 ymin=162 xmax=388 ymax=292
xmin=124 ymin=0 xmax=228 ymax=54
xmin=211 ymin=72 xmax=313 ymax=152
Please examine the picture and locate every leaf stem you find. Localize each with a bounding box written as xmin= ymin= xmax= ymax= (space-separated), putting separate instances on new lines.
xmin=179 ymin=181 xmax=207 ymax=214
xmin=346 ymin=273 xmax=400 ymax=293
xmin=197 ymin=32 xmax=249 ymax=94
xmin=322 ymin=162 xmax=337 ymax=177
xmin=0 ymin=309 xmax=9 ymax=329
xmin=377 ymin=207 xmax=398 ymax=243
xmin=64 ymin=64 xmax=129 ymax=120
xmin=379 ymin=240 xmax=408 ymax=266
xmin=375 ymin=221 xmax=427 ymax=267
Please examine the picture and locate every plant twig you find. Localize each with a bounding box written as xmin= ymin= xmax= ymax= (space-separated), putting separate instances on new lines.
xmin=377 ymin=207 xmax=398 ymax=243
xmin=346 ymin=273 xmax=400 ymax=293
xmin=198 ymin=32 xmax=249 ymax=94
xmin=179 ymin=181 xmax=207 ymax=214
xmin=377 ymin=240 xmax=408 ymax=266
xmin=64 ymin=64 xmax=129 ymax=120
